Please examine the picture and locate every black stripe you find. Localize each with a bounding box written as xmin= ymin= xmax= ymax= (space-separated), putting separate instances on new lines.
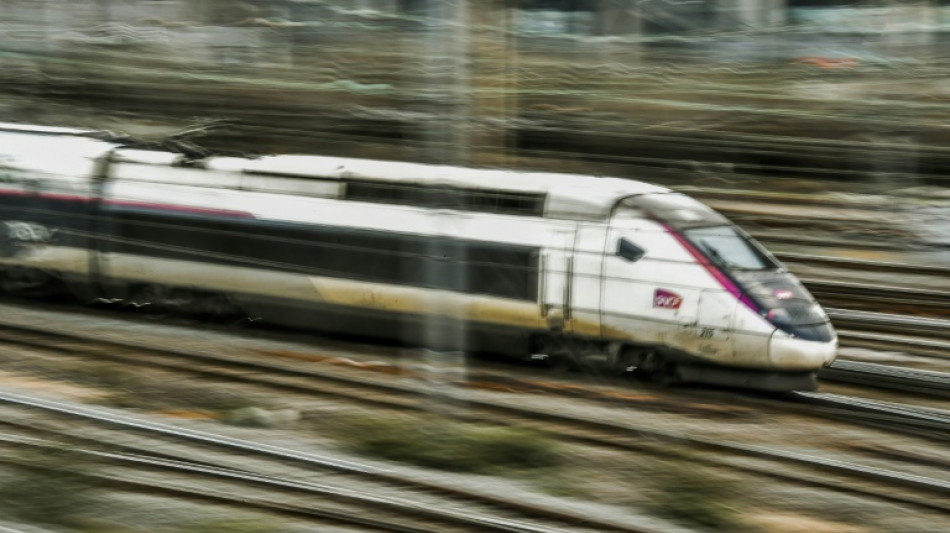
xmin=106 ymin=208 xmax=541 ymax=300
xmin=345 ymin=180 xmax=546 ymax=217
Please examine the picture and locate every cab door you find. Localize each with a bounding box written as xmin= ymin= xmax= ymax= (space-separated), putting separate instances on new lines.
xmin=601 ymin=226 xmax=701 ymax=347
xmin=568 ymin=224 xmax=607 ymax=338
xmin=539 ymin=227 xmax=576 ymax=333
xmin=695 ymin=289 xmax=735 ymax=361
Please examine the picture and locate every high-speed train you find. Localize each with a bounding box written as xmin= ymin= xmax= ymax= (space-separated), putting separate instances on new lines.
xmin=0 ymin=123 xmax=836 ymax=391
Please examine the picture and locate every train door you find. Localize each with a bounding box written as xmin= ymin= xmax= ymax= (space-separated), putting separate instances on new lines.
xmin=600 ymin=225 xmax=702 ymax=347
xmin=90 ymin=175 xmax=125 ymax=300
xmin=569 ymin=224 xmax=606 ymax=338
xmin=695 ymin=289 xmax=735 ymax=361
xmin=0 ymin=161 xmax=97 ymax=290
xmin=539 ymin=227 xmax=577 ymax=333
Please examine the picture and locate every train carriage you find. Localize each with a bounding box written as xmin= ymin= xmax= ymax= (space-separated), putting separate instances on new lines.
xmin=0 ymin=123 xmax=837 ymax=391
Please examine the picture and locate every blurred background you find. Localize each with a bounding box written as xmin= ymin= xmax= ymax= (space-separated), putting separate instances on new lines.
xmin=1 ymin=0 xmax=948 ymax=248
xmin=0 ymin=1 xmax=946 ymax=309
xmin=0 ymin=0 xmax=950 ymax=244
xmin=0 ymin=1 xmax=946 ymax=183
xmin=1 ymin=4 xmax=949 ymax=532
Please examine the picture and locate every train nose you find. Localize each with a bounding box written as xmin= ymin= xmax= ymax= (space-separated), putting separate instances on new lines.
xmin=769 ymin=332 xmax=837 ymax=370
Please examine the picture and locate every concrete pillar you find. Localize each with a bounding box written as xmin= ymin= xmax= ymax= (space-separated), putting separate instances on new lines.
xmin=468 ymin=0 xmax=518 ymax=166
xmin=716 ymin=0 xmax=786 ymax=30
xmin=595 ymin=0 xmax=642 ymax=36
xmin=411 ymin=0 xmax=517 ymax=166
xmin=414 ymin=0 xmax=470 ymax=165
xmin=360 ymin=0 xmax=398 ymax=11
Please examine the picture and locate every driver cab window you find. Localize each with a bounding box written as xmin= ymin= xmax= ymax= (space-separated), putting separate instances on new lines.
xmin=617 ymin=238 xmax=645 ymax=262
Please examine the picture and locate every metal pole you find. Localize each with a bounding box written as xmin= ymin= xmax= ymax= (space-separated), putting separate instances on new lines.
xmin=409 ymin=1 xmax=470 ymax=413
xmin=422 ymin=0 xmax=470 ymax=165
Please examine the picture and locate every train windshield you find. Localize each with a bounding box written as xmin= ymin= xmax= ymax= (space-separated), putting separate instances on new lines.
xmin=619 ymin=194 xmax=831 ymax=340
xmin=733 ymin=269 xmax=833 ymax=340
xmin=684 ymin=226 xmax=780 ymax=271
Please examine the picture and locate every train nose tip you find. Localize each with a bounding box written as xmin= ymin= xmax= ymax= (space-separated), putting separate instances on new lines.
xmin=769 ymin=333 xmax=838 ymax=370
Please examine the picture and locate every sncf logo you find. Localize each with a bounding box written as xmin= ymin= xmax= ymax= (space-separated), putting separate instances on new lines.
xmin=653 ymin=289 xmax=683 ymax=309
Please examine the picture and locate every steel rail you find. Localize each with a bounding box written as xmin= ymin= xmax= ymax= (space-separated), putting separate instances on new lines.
xmin=0 ymin=391 xmax=669 ymax=533
xmin=836 ymin=330 xmax=950 ymax=360
xmin=792 ymin=392 xmax=950 ymax=425
xmin=820 ymin=360 xmax=950 ymax=397
xmin=2 ymin=385 xmax=949 ymax=517
xmin=778 ymin=253 xmax=950 ymax=279
xmin=803 ymin=279 xmax=950 ymax=316
xmin=2 ymin=315 xmax=950 ymax=517
xmin=822 ymin=309 xmax=950 ymax=361
xmin=1 ymin=306 xmax=949 ymax=512
xmin=0 ymin=437 xmax=446 ymax=533
xmin=1 ymin=304 xmax=948 ymax=421
xmin=787 ymin=391 xmax=950 ymax=440
xmin=0 ymin=434 xmax=589 ymax=533
xmin=827 ymin=308 xmax=950 ymax=340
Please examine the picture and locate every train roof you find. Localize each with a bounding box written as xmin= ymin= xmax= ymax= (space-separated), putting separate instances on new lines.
xmin=0 ymin=124 xmax=670 ymax=222
xmin=0 ymin=127 xmax=117 ymax=178
xmin=0 ymin=122 xmax=104 ymax=136
xmin=200 ymin=154 xmax=669 ymax=221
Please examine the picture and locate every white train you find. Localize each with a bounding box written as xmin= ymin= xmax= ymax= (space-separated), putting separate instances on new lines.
xmin=0 ymin=123 xmax=836 ymax=391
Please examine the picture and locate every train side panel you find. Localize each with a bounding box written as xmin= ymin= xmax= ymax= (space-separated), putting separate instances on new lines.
xmin=0 ymin=132 xmax=112 ymax=296
xmin=598 ymin=215 xmax=744 ymax=364
xmin=0 ymin=129 xmax=834 ymax=390
xmin=98 ymin=174 xmax=589 ymax=353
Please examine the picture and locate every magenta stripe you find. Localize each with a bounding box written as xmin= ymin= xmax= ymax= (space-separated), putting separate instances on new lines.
xmin=661 ymin=223 xmax=759 ymax=313
xmin=107 ymin=199 xmax=254 ymax=219
xmin=0 ymin=188 xmax=87 ymax=201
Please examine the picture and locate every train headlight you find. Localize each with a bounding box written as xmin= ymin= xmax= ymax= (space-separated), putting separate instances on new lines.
xmin=765 ymin=307 xmax=791 ymax=324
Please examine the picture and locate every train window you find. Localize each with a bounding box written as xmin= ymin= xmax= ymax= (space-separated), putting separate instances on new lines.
xmin=107 ymin=206 xmax=540 ymax=301
xmin=344 ymin=180 xmax=546 ymax=217
xmin=616 ymin=238 xmax=645 ymax=262
xmin=684 ymin=226 xmax=779 ymax=271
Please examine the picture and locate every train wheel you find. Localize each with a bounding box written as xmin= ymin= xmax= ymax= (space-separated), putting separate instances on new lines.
xmin=546 ymin=353 xmax=575 ymax=373
xmin=129 ymin=284 xmax=240 ymax=319
xmin=194 ymin=293 xmax=242 ymax=319
xmin=632 ymin=351 xmax=678 ymax=385
xmin=530 ymin=335 xmax=579 ymax=373
xmin=0 ymin=267 xmax=60 ymax=297
xmin=611 ymin=346 xmax=639 ymax=374
xmin=127 ymin=284 xmax=163 ymax=311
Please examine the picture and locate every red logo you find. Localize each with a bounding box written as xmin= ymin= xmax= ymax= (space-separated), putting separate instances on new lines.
xmin=773 ymin=289 xmax=794 ymax=300
xmin=653 ymin=289 xmax=683 ymax=309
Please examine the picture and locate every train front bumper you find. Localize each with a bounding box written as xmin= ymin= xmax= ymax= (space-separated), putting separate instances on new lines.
xmin=769 ymin=332 xmax=838 ymax=370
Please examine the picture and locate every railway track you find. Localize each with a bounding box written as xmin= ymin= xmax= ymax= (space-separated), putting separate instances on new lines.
xmin=836 ymin=331 xmax=950 ymax=361
xmin=819 ymin=360 xmax=950 ymax=398
xmin=778 ymin=254 xmax=950 ymax=312
xmin=779 ymin=253 xmax=950 ymax=281
xmin=0 ymin=299 xmax=946 ymax=414
xmin=0 ymin=436 xmax=531 ymax=533
xmin=0 ymin=396 xmax=669 ymax=533
xmin=1 ymin=368 xmax=949 ymax=521
xmin=0 ymin=304 xmax=947 ymax=522
xmin=828 ymin=309 xmax=950 ymax=340
xmin=827 ymin=308 xmax=950 ymax=362
xmin=786 ymin=391 xmax=950 ymax=441
xmin=806 ymin=280 xmax=950 ymax=318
